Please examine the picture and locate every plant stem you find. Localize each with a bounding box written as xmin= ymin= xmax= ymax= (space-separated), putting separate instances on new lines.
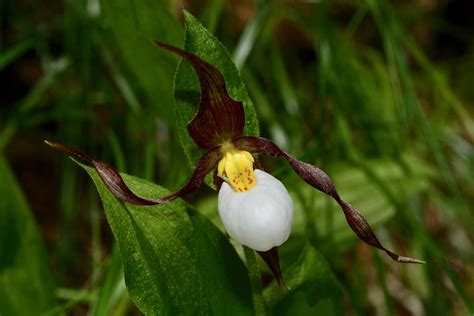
xmin=243 ymin=246 xmax=267 ymax=316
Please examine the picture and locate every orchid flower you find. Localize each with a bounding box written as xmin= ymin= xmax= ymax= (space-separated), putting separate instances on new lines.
xmin=46 ymin=41 xmax=424 ymax=287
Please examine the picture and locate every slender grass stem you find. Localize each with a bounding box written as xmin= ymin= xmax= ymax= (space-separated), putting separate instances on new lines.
xmin=243 ymin=246 xmax=267 ymax=316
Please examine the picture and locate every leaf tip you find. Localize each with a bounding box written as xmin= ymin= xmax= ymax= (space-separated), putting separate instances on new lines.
xmin=182 ymin=9 xmax=194 ymax=21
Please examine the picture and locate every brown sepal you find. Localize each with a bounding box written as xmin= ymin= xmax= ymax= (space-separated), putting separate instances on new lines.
xmin=257 ymin=247 xmax=288 ymax=291
xmin=45 ymin=140 xmax=220 ymax=205
xmin=235 ymin=136 xmax=425 ymax=264
xmin=156 ymin=41 xmax=245 ymax=150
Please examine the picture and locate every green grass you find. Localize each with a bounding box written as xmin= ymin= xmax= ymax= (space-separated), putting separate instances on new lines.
xmin=1 ymin=0 xmax=473 ymax=315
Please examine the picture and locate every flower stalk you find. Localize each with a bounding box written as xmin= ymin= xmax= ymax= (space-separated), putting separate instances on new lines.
xmin=244 ymin=246 xmax=267 ymax=316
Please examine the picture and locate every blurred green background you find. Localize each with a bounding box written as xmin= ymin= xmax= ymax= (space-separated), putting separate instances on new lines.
xmin=1 ymin=0 xmax=473 ymax=315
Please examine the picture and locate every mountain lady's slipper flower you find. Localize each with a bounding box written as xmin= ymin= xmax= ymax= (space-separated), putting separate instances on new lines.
xmin=46 ymin=41 xmax=424 ymax=286
xmin=219 ymin=169 xmax=294 ymax=252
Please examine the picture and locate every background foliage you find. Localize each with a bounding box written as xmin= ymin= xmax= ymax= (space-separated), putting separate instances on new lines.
xmin=1 ymin=0 xmax=473 ymax=315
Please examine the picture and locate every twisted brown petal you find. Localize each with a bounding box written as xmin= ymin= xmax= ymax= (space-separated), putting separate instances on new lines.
xmin=234 ymin=136 xmax=425 ymax=264
xmin=155 ymin=41 xmax=245 ymax=150
xmin=45 ymin=140 xmax=220 ymax=205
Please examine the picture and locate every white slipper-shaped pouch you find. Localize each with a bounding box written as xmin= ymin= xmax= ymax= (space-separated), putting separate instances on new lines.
xmin=218 ymin=169 xmax=294 ymax=252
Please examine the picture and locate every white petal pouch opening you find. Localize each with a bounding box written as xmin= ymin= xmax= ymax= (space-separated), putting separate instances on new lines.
xmin=218 ymin=169 xmax=294 ymax=252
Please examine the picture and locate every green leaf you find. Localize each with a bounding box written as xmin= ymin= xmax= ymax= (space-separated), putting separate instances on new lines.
xmin=0 ymin=157 xmax=56 ymax=315
xmin=80 ymin=162 xmax=254 ymax=315
xmin=264 ymin=244 xmax=344 ymax=316
xmin=174 ymin=11 xmax=259 ymax=164
xmin=99 ymin=0 xmax=183 ymax=120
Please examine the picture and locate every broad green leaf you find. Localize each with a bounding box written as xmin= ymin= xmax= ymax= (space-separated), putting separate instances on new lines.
xmin=80 ymin=162 xmax=254 ymax=315
xmin=174 ymin=11 xmax=259 ymax=164
xmin=0 ymin=157 xmax=56 ymax=315
xmin=264 ymin=244 xmax=344 ymax=315
xmin=99 ymin=0 xmax=183 ymax=120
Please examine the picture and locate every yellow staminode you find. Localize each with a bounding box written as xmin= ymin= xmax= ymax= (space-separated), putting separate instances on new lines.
xmin=218 ymin=149 xmax=256 ymax=192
